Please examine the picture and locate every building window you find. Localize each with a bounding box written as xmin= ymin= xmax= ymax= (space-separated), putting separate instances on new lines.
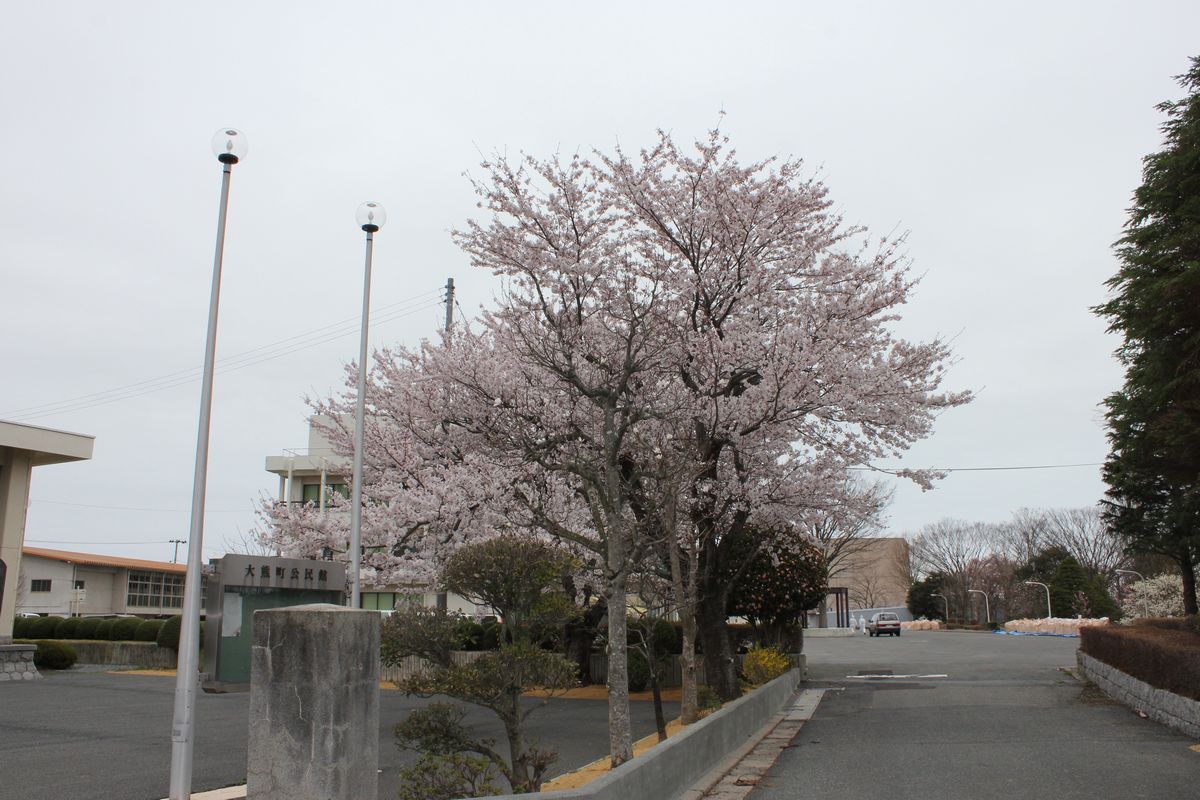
xmin=127 ymin=570 xmax=185 ymax=608
xmin=74 ymin=579 xmax=85 ymax=590
xmin=31 ymin=579 xmax=51 ymax=592
xmin=301 ymin=482 xmax=350 ymax=506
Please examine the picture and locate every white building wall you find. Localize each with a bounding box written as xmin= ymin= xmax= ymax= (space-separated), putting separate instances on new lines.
xmin=18 ymin=556 xmax=76 ymax=615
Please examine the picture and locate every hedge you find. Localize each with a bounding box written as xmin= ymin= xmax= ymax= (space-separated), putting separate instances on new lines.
xmin=112 ymin=617 xmax=143 ymax=641
xmin=134 ymin=619 xmax=165 ymax=642
xmin=12 ymin=616 xmax=32 ymax=638
xmin=75 ymin=617 xmax=102 ymax=640
xmin=94 ymin=619 xmax=115 ymax=640
xmin=157 ymin=616 xmax=204 ymax=652
xmin=1135 ymin=615 xmax=1200 ymax=637
xmin=30 ymin=616 xmax=65 ymax=639
xmin=1080 ymin=623 xmax=1200 ymax=702
xmin=56 ymin=617 xmax=83 ymax=639
xmin=24 ymin=640 xmax=79 ymax=670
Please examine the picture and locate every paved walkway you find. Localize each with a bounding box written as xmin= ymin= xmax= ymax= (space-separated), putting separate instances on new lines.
xmin=740 ymin=632 xmax=1198 ymax=800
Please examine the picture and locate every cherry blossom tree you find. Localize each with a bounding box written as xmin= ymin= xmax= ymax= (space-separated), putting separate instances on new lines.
xmin=263 ymin=126 xmax=969 ymax=759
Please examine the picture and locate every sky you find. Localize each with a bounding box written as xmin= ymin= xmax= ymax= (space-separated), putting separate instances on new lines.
xmin=3 ymin=1 xmax=1198 ymax=564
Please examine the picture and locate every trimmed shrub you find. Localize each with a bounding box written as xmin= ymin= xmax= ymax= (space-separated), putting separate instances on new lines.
xmin=134 ymin=619 xmax=165 ymax=642
xmin=30 ymin=615 xmax=65 ymax=639
xmin=1081 ymin=624 xmax=1200 ymax=701
xmin=75 ymin=617 xmax=103 ymax=640
xmin=1136 ymin=615 xmax=1200 ymax=636
xmin=157 ymin=615 xmax=182 ymax=650
xmin=156 ymin=616 xmax=204 ymax=652
xmin=32 ymin=640 xmax=78 ymax=670
xmin=112 ymin=617 xmax=143 ymax=641
xmin=95 ymin=619 xmax=115 ymax=641
xmin=12 ymin=616 xmax=32 ymax=638
xmin=56 ymin=617 xmax=83 ymax=639
xmin=742 ymin=646 xmax=791 ymax=685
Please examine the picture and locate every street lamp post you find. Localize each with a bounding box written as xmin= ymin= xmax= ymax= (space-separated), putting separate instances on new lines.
xmin=169 ymin=127 xmax=246 ymax=800
xmin=349 ymin=201 xmax=385 ymax=609
xmin=1024 ymin=580 xmax=1052 ymax=619
xmin=931 ymin=592 xmax=950 ymax=623
xmin=967 ymin=589 xmax=991 ymax=625
xmin=1115 ymin=569 xmax=1148 ymax=618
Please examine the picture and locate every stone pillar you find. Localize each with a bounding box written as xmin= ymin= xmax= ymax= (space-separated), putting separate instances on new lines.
xmin=246 ymin=604 xmax=379 ymax=800
xmin=0 ymin=643 xmax=41 ymax=681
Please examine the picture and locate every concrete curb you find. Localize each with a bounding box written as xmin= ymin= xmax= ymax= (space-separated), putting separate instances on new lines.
xmin=483 ymin=668 xmax=804 ymax=800
xmin=1077 ymin=651 xmax=1200 ymax=738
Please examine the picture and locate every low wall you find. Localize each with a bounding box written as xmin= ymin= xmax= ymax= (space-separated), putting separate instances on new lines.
xmin=0 ymin=644 xmax=40 ymax=681
xmin=384 ymin=652 xmax=805 ymax=688
xmin=485 ymin=667 xmax=803 ymax=800
xmin=60 ymin=640 xmax=178 ymax=669
xmin=1077 ymin=651 xmax=1200 ymax=739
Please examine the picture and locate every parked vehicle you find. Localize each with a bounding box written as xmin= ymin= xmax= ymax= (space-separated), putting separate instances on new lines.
xmin=868 ymin=612 xmax=901 ymax=637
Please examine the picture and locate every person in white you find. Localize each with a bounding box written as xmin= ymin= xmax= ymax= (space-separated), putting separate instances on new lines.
xmin=859 ymin=614 xmax=868 ymax=634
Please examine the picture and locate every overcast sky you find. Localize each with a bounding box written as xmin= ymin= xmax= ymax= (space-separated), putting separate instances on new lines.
xmin=3 ymin=2 xmax=1198 ymax=564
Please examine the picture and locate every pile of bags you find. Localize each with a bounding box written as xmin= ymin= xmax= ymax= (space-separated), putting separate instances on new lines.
xmin=900 ymin=619 xmax=942 ymax=630
xmin=1002 ymin=617 xmax=1110 ymax=635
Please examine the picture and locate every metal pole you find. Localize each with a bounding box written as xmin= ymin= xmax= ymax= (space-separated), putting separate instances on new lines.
xmin=349 ymin=231 xmax=374 ymax=609
xmin=1025 ymin=581 xmax=1051 ymax=619
xmin=968 ymin=589 xmax=990 ymax=624
xmin=170 ymin=539 xmax=186 ymax=564
xmin=169 ymin=159 xmax=233 ymax=800
xmin=932 ymin=592 xmax=949 ymax=623
xmin=1116 ymin=569 xmax=1147 ymax=618
xmin=434 ymin=277 xmax=454 ymax=614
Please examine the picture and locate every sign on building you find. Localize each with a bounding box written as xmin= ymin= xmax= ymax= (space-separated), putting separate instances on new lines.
xmin=202 ymin=554 xmax=347 ymax=692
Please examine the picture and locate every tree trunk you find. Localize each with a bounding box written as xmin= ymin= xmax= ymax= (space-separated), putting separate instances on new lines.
xmin=650 ymin=668 xmax=667 ymax=742
xmin=1179 ymin=552 xmax=1198 ymax=616
xmin=696 ymin=590 xmax=741 ymax=701
xmin=668 ymin=540 xmax=699 ymax=724
xmin=503 ymin=694 xmax=529 ymax=791
xmin=817 ymin=597 xmax=829 ymax=628
xmin=605 ymin=570 xmax=634 ymax=767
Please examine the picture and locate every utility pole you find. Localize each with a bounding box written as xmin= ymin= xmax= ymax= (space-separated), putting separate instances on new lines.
xmin=436 ymin=277 xmax=455 ymax=614
xmin=170 ymin=539 xmax=187 ymax=564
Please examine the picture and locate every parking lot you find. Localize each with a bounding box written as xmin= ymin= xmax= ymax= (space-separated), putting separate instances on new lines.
xmin=0 ymin=668 xmax=675 ymax=800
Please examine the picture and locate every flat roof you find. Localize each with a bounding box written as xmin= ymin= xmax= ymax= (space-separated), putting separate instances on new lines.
xmin=0 ymin=420 xmax=95 ymax=466
xmin=22 ymin=546 xmax=187 ymax=574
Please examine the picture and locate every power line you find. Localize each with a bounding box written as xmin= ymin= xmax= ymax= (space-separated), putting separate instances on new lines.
xmin=25 ymin=538 xmax=175 ymax=546
xmin=30 ymin=498 xmax=251 ymax=513
xmin=1 ymin=288 xmax=444 ymax=422
xmin=854 ymin=462 xmax=1103 ymax=474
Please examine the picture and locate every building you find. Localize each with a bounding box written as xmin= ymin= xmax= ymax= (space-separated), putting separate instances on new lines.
xmin=16 ymin=547 xmax=190 ymax=618
xmin=1 ymin=420 xmax=94 ymax=638
xmin=812 ymin=537 xmax=912 ymax=626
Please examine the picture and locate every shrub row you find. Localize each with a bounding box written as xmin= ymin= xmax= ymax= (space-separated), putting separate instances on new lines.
xmin=1080 ymin=623 xmax=1200 ymax=701
xmin=1134 ymin=615 xmax=1200 ymax=637
xmin=12 ymin=639 xmax=78 ymax=670
xmin=12 ymin=615 xmax=167 ymax=643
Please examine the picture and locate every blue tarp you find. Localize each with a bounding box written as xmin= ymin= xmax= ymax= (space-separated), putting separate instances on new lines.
xmin=992 ymin=629 xmax=1080 ymax=638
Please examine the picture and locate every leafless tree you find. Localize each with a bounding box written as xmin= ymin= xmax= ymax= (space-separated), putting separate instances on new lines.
xmin=1041 ymin=507 xmax=1129 ymax=578
xmin=807 ymin=479 xmax=891 ymax=625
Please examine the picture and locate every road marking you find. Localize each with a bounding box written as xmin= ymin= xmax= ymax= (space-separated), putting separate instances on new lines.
xmin=845 ymin=673 xmax=948 ymax=679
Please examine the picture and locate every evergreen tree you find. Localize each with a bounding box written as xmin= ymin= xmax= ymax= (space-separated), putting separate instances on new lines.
xmin=907 ymin=572 xmax=946 ymax=621
xmin=1096 ymin=57 xmax=1200 ymax=615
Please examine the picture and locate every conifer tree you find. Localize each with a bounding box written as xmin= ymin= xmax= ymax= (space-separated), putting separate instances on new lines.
xmin=1097 ymin=57 xmax=1200 ymax=615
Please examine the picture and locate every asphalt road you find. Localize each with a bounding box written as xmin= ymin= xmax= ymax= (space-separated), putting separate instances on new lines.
xmin=750 ymin=631 xmax=1198 ymax=800
xmin=0 ymin=668 xmax=676 ymax=800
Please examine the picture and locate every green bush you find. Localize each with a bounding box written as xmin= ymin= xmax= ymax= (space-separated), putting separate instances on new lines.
xmin=1081 ymin=624 xmax=1200 ymax=701
xmin=12 ymin=616 xmax=32 ymax=638
xmin=32 ymin=640 xmax=78 ymax=670
xmin=112 ymin=617 xmax=143 ymax=641
xmin=56 ymin=617 xmax=83 ymax=638
xmin=75 ymin=617 xmax=102 ymax=640
xmin=157 ymin=614 xmax=183 ymax=650
xmin=455 ymin=618 xmax=485 ymax=651
xmin=95 ymin=619 xmax=115 ymax=640
xmin=478 ymin=621 xmax=502 ymax=651
xmin=696 ymin=684 xmax=722 ymax=715
xmin=30 ymin=615 xmax=65 ymax=639
xmin=627 ymin=648 xmax=651 ymax=693
xmin=134 ymin=619 xmax=165 ymax=642
xmin=156 ymin=616 xmax=203 ymax=652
